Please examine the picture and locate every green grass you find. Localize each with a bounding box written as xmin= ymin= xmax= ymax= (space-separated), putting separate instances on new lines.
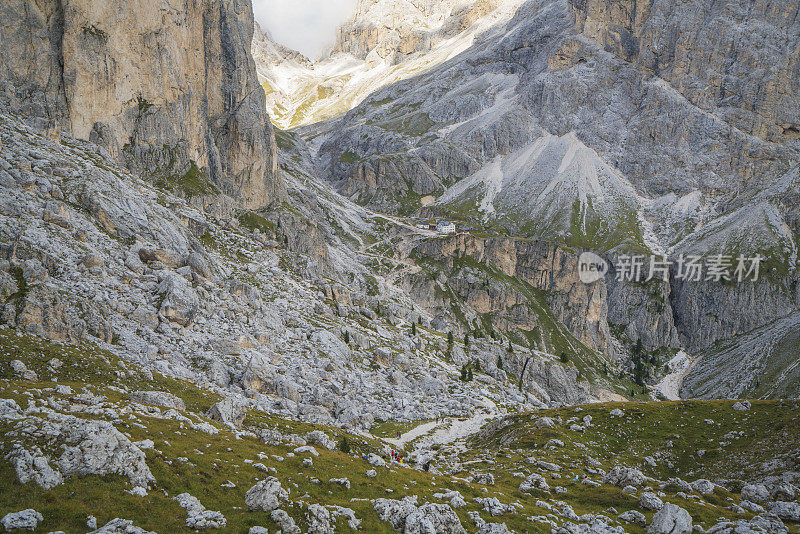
xmin=153 ymin=161 xmax=220 ymax=198
xmin=340 ymin=150 xmax=359 ymax=164
xmin=236 ymin=211 xmax=276 ymax=234
xmin=2 ymin=327 xmax=799 ymax=533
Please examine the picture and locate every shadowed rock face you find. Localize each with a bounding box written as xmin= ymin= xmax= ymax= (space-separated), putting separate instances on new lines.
xmin=0 ymin=0 xmax=282 ymax=209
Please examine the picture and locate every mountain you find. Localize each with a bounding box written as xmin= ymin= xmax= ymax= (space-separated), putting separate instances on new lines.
xmin=253 ymin=0 xmax=528 ymax=129
xmin=274 ymin=0 xmax=800 ymax=392
xmin=0 ymin=0 xmax=799 ymax=531
xmin=0 ymin=0 xmax=282 ymax=209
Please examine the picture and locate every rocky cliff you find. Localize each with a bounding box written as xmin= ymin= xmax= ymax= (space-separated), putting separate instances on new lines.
xmin=0 ymin=0 xmax=282 ymax=209
xmin=308 ymin=0 xmax=800 ymax=366
xmin=332 ymin=0 xmax=512 ymax=64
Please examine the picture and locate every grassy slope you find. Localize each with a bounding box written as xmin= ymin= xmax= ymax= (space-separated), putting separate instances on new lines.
xmin=1 ymin=329 xmax=799 ymax=533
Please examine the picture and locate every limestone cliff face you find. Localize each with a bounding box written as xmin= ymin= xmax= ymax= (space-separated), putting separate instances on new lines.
xmin=573 ymin=0 xmax=800 ymax=144
xmin=409 ymin=235 xmax=615 ymax=356
xmin=0 ymin=0 xmax=282 ymax=209
xmin=332 ymin=0 xmax=508 ymax=64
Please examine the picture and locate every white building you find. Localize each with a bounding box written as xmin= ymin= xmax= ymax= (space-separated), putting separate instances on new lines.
xmin=437 ymin=221 xmax=456 ymax=234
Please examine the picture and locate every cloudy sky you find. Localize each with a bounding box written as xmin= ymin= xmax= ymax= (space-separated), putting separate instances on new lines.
xmin=253 ymin=0 xmax=357 ymax=58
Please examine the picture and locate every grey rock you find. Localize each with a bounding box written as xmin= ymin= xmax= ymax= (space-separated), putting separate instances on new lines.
xmin=9 ymin=414 xmax=152 ymax=489
xmin=88 ymin=518 xmax=157 ymax=533
xmin=769 ymin=482 xmax=797 ymax=502
xmin=10 ymin=359 xmax=37 ymax=381
xmin=0 ymin=0 xmax=282 ymax=208
xmin=157 ymin=274 xmax=199 ymax=327
xmin=691 ymin=479 xmax=716 ymax=495
xmin=187 ymin=252 xmax=213 ymax=280
xmin=520 ymin=473 xmax=550 ymax=494
xmin=271 ymin=509 xmax=301 ymax=534
xmin=474 ymin=472 xmax=495 ymax=486
xmin=130 ymin=391 xmax=185 ymax=411
xmin=639 ymin=492 xmax=664 ymax=511
xmin=742 ymin=484 xmax=772 ymax=504
xmin=1 ymin=509 xmax=43 ymax=531
xmin=770 ymin=502 xmax=800 ymax=522
xmin=619 ymin=511 xmax=647 ymax=526
xmin=604 ymin=466 xmax=646 ymax=488
xmin=704 ymin=514 xmax=788 ymax=534
xmin=245 ymin=477 xmax=289 ymax=512
xmin=207 ymin=398 xmax=247 ymax=428
xmin=647 ymin=503 xmax=692 ymax=534
xmin=306 ymin=504 xmax=334 ymax=534
xmin=174 ymin=493 xmax=226 ymax=529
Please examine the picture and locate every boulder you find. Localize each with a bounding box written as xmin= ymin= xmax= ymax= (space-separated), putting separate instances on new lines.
xmin=520 ymin=473 xmax=550 ymax=494
xmin=742 ymin=483 xmax=771 ymax=504
xmin=306 ymin=503 xmax=334 ymax=534
xmin=367 ymin=453 xmax=386 ymax=467
xmin=373 ymin=498 xmax=465 ymax=534
xmin=604 ymin=466 xmax=647 ymax=487
xmin=206 ymin=398 xmax=247 ymax=427
xmin=769 ymin=482 xmax=797 ymax=502
xmin=405 ymin=503 xmax=466 ymax=534
xmin=271 ymin=509 xmax=301 ymax=534
xmin=474 ymin=472 xmax=495 ymax=486
xmin=647 ymin=503 xmax=692 ymax=534
xmin=8 ymin=446 xmax=63 ymax=489
xmin=139 ymin=248 xmax=183 ymax=268
xmin=704 ymin=514 xmax=788 ymax=534
xmin=691 ymin=479 xmax=715 ymax=495
xmin=640 ymin=492 xmax=664 ymax=511
xmin=619 ymin=510 xmax=647 ymax=526
xmin=533 ymin=416 xmax=555 ymax=429
xmin=187 ymin=252 xmax=212 ymax=280
xmin=11 ymin=415 xmax=155 ymax=489
xmin=88 ymin=518 xmax=156 ymax=533
xmin=130 ymin=391 xmax=186 ymax=411
xmin=173 ymin=493 xmax=226 ymax=529
xmin=770 ymin=502 xmax=800 ymax=522
xmin=10 ymin=359 xmax=37 ymax=381
xmin=157 ymin=274 xmax=199 ymax=327
xmin=305 ymin=431 xmax=336 ymax=451
xmin=1 ymin=509 xmax=43 ymax=531
xmin=245 ymin=477 xmax=289 ymax=512
xmin=82 ymin=253 xmax=105 ymax=269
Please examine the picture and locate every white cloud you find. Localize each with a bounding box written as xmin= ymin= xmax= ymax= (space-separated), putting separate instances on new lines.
xmin=253 ymin=0 xmax=357 ymax=59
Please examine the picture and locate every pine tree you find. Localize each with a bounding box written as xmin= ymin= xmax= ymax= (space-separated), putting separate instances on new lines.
xmin=460 ymin=364 xmax=468 ymax=382
xmin=464 ymin=333 xmax=470 ymax=347
xmin=497 ymin=355 xmax=503 ymax=370
xmin=411 ymin=323 xmax=417 ymax=336
xmin=343 ymin=331 xmax=350 ymax=344
xmin=632 ymin=339 xmax=646 ymax=386
xmin=559 ymin=352 xmax=568 ymax=363
xmin=447 ymin=332 xmax=454 ymax=347
xmin=507 ymin=339 xmax=513 ymax=353
xmin=467 ymin=368 xmax=473 ymax=381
